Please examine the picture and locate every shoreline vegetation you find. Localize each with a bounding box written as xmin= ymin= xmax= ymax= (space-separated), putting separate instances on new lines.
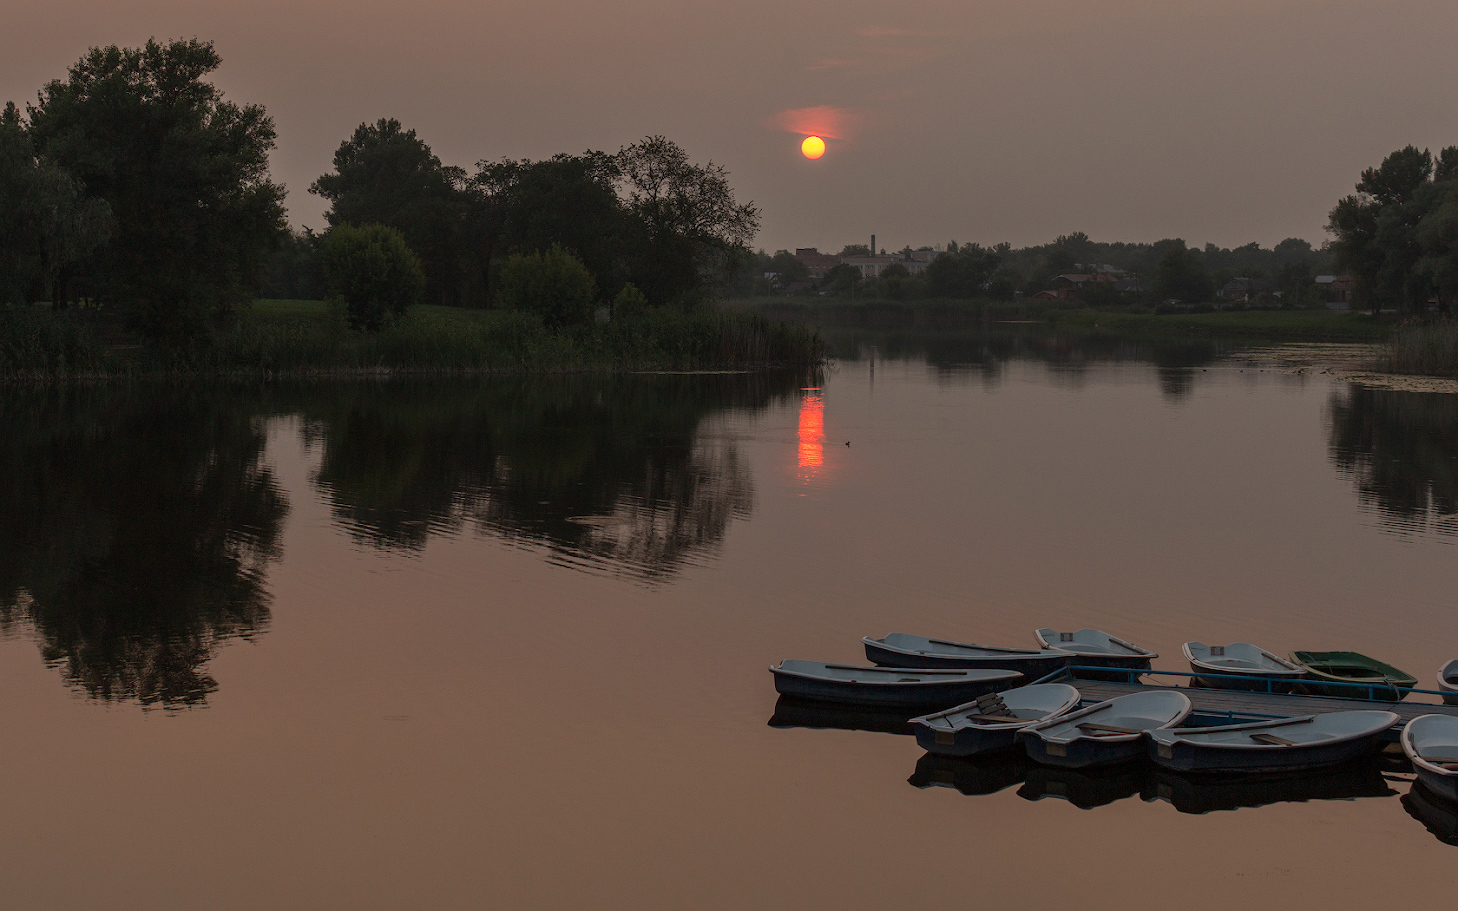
xmin=0 ymin=301 xmax=825 ymax=382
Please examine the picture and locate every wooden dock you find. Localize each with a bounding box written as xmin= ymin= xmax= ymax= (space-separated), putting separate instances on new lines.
xmin=1068 ymin=676 xmax=1458 ymax=736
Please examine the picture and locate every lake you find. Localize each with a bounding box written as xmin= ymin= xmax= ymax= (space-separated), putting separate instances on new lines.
xmin=2 ymin=327 xmax=1456 ymax=909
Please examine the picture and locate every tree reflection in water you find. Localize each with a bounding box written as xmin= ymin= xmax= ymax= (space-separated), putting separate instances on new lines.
xmin=0 ymin=388 xmax=287 ymax=708
xmin=296 ymin=371 xmax=808 ymax=579
xmin=1327 ymin=385 xmax=1458 ymax=534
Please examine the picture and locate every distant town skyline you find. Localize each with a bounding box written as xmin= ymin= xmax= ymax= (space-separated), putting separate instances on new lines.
xmin=4 ymin=0 xmax=1455 ymax=251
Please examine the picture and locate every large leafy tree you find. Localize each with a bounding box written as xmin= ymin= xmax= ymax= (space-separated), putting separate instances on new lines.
xmin=473 ymin=151 xmax=635 ymax=301
xmin=311 ymin=119 xmax=468 ymax=306
xmin=1153 ymin=241 xmax=1215 ymax=303
xmin=26 ymin=39 xmax=285 ymax=340
xmin=616 ymin=136 xmax=759 ymax=306
xmin=1329 ymin=145 xmax=1458 ymax=313
xmin=0 ymin=103 xmax=112 ymax=307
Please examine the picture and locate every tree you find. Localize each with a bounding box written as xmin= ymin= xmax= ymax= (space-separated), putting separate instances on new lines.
xmin=1153 ymin=242 xmax=1214 ymax=303
xmin=1415 ymin=179 xmax=1458 ymax=312
xmin=925 ymin=244 xmax=1000 ymax=298
xmin=321 ymin=223 xmax=425 ymax=331
xmin=0 ymin=102 xmax=112 ymax=307
xmin=474 ymin=152 xmax=634 ymax=302
xmin=616 ymin=136 xmax=759 ymax=306
xmin=311 ymin=119 xmax=468 ymax=306
xmin=26 ymin=39 xmax=286 ymax=340
xmin=498 ymin=245 xmax=596 ymax=328
xmin=768 ymin=250 xmax=810 ymax=285
xmin=821 ymin=263 xmax=862 ymax=296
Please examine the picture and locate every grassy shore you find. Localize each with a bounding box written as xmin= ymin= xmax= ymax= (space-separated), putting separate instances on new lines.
xmin=0 ymin=299 xmax=825 ymax=381
xmin=725 ymin=296 xmax=1393 ymax=342
xmin=1381 ymin=321 xmax=1458 ymax=377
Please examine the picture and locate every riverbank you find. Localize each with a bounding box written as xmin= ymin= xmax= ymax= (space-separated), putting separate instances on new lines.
xmin=724 ymin=296 xmax=1393 ymax=343
xmin=0 ymin=300 xmax=825 ymax=381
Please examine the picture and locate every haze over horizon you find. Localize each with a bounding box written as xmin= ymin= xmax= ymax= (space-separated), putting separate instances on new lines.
xmin=4 ymin=0 xmax=1455 ymax=254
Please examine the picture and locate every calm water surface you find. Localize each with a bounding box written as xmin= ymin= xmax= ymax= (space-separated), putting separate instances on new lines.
xmin=2 ymin=333 xmax=1457 ymax=909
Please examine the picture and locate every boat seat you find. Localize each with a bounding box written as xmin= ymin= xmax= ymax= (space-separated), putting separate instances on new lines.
xmin=1250 ymin=733 xmax=1296 ymax=746
xmin=1077 ymin=722 xmax=1143 ymax=736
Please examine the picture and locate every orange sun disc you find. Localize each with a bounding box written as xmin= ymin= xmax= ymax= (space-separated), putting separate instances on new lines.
xmin=801 ymin=136 xmax=826 ymax=159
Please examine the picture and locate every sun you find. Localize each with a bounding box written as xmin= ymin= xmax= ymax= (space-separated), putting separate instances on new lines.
xmin=801 ymin=135 xmax=826 ymax=160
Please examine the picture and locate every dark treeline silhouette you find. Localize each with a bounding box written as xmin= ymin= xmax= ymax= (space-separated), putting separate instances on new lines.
xmin=2 ymin=39 xmax=759 ymax=344
xmin=739 ymin=233 xmax=1336 ymax=306
xmin=285 ymin=371 xmax=806 ymax=578
xmin=1327 ymin=385 xmax=1458 ymax=533
xmin=0 ymin=386 xmax=287 ymax=707
xmin=1328 ymin=145 xmax=1458 ymax=314
xmin=283 ymin=121 xmax=758 ymax=315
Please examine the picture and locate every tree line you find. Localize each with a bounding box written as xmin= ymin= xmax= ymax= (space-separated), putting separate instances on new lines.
xmin=1 ymin=39 xmax=759 ymax=340
xmin=748 ymin=235 xmax=1337 ymax=307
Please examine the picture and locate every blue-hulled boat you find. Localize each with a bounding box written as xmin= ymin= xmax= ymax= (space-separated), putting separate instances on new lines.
xmin=1020 ymin=690 xmax=1191 ymax=768
xmin=768 ymin=660 xmax=1021 ymax=709
xmin=863 ymin=633 xmax=1073 ymax=678
xmin=1402 ymin=714 xmax=1458 ymax=804
xmin=910 ymin=683 xmax=1081 ymax=757
xmin=1148 ymin=711 xmax=1397 ymax=774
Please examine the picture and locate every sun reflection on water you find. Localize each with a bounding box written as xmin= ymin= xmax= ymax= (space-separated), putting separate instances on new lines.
xmin=797 ymin=389 xmax=825 ymax=478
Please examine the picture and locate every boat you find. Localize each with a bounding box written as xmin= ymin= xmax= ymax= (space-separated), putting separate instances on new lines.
xmin=768 ymin=661 xmax=1022 ymax=709
xmin=1182 ymin=641 xmax=1305 ymax=692
xmin=1437 ymin=659 xmax=1458 ymax=705
xmin=864 ymin=633 xmax=1073 ymax=679
xmin=1019 ymin=690 xmax=1191 ymax=768
xmin=907 ymin=752 xmax=1032 ymax=797
xmin=1401 ymin=714 xmax=1458 ymax=804
xmin=910 ymin=683 xmax=1082 ymax=756
xmin=1148 ymin=760 xmax=1394 ymax=815
xmin=1034 ymin=628 xmax=1156 ymax=679
xmin=1288 ymin=651 xmax=1417 ymax=701
xmin=1147 ymin=711 xmax=1398 ymax=774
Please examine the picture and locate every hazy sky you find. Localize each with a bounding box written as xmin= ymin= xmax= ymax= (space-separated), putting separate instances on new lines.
xmin=4 ymin=0 xmax=1456 ymax=252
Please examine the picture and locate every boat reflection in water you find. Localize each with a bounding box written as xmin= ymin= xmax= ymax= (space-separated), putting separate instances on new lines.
xmin=1017 ymin=764 xmax=1152 ymax=810
xmin=1147 ymin=759 xmax=1396 ymax=815
xmin=1402 ymin=781 xmax=1458 ymax=847
xmin=768 ymin=696 xmax=916 ymax=736
xmin=908 ymin=752 xmax=1033 ymax=797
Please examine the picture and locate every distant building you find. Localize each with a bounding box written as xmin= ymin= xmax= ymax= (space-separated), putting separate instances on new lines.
xmin=1315 ymin=274 xmax=1355 ymax=304
xmin=792 ymin=248 xmax=842 ymax=280
xmin=839 ymin=254 xmax=932 ymax=279
xmin=1218 ymin=277 xmax=1277 ymax=302
xmin=1042 ymin=273 xmax=1116 ymax=300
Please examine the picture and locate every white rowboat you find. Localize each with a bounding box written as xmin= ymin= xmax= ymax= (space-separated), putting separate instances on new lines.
xmin=911 ymin=684 xmax=1082 ymax=757
xmin=1020 ymin=690 xmax=1191 ymax=768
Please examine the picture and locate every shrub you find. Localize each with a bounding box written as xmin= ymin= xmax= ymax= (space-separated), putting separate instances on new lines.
xmin=613 ymin=282 xmax=649 ymax=321
xmin=498 ymin=245 xmax=596 ymax=329
xmin=321 ymin=223 xmax=425 ymax=331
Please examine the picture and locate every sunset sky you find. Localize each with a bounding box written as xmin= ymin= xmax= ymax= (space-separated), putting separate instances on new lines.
xmin=4 ymin=0 xmax=1455 ymax=252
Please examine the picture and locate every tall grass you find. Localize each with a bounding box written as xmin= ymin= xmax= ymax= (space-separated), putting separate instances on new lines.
xmin=1381 ymin=320 xmax=1458 ymax=378
xmin=0 ymin=302 xmax=824 ymax=381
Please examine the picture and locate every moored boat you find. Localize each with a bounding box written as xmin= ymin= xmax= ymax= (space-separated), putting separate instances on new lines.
xmin=1020 ymin=690 xmax=1191 ymax=769
xmin=1147 ymin=711 xmax=1398 ymax=774
xmin=1437 ymin=659 xmax=1458 ymax=706
xmin=1034 ymin=628 xmax=1156 ymax=679
xmin=768 ymin=660 xmax=1021 ymax=709
xmin=1401 ymin=714 xmax=1458 ymax=804
xmin=864 ymin=633 xmax=1073 ymax=679
xmin=910 ymin=683 xmax=1082 ymax=757
xmin=1182 ymin=641 xmax=1305 ymax=692
xmin=1288 ymin=651 xmax=1416 ymax=701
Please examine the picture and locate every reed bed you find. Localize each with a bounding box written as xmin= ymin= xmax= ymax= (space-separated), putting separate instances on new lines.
xmin=1381 ymin=320 xmax=1458 ymax=378
xmin=0 ymin=303 xmax=824 ymax=382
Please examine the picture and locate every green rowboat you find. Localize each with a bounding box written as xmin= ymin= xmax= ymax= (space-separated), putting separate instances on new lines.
xmin=1289 ymin=650 xmax=1417 ymax=701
